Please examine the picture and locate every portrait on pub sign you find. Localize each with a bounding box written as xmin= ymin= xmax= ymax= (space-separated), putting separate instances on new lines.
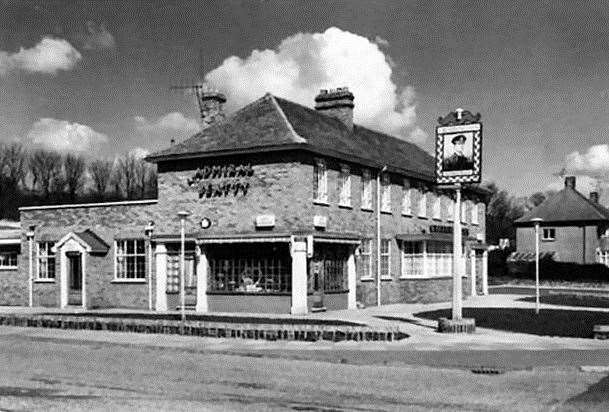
xmin=435 ymin=123 xmax=481 ymax=184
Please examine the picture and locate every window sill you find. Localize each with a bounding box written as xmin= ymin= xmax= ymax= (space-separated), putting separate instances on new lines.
xmin=34 ymin=278 xmax=55 ymax=283
xmin=380 ymin=276 xmax=393 ymax=281
xmin=399 ymin=275 xmax=467 ymax=280
xmin=361 ymin=207 xmax=374 ymax=213
xmin=111 ymin=279 xmax=147 ymax=284
xmin=402 ymin=212 xmax=412 ymax=217
xmin=418 ymin=216 xmax=428 ymax=220
xmin=360 ymin=277 xmax=375 ymax=282
xmin=0 ymin=267 xmax=18 ymax=271
xmin=338 ymin=204 xmax=353 ymax=209
xmin=313 ymin=200 xmax=330 ymax=206
xmin=432 ymin=217 xmax=442 ymax=221
xmin=541 ymin=239 xmax=555 ymax=242
xmin=380 ymin=210 xmax=392 ymax=215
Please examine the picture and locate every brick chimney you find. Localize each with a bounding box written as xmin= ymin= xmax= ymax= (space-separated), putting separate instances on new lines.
xmin=314 ymin=87 xmax=354 ymax=131
xmin=196 ymin=90 xmax=226 ymax=130
xmin=590 ymin=191 xmax=599 ymax=203
xmin=565 ymin=176 xmax=576 ymax=189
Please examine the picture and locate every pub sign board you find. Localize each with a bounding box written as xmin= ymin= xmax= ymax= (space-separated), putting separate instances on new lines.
xmin=435 ymin=122 xmax=482 ymax=184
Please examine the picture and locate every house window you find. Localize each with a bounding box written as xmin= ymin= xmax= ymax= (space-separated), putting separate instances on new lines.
xmin=471 ymin=203 xmax=479 ymax=225
xmin=380 ymin=239 xmax=391 ymax=278
xmin=542 ymin=228 xmax=556 ymax=241
xmin=115 ymin=239 xmax=146 ymax=279
xmin=432 ymin=196 xmax=441 ymax=220
xmin=338 ymin=165 xmax=351 ymax=207
xmin=357 ymin=239 xmax=372 ymax=279
xmin=401 ymin=241 xmax=424 ymax=277
xmin=0 ymin=251 xmax=18 ymax=269
xmin=461 ymin=201 xmax=468 ymax=223
xmin=313 ymin=159 xmax=328 ymax=203
xmin=418 ymin=191 xmax=427 ymax=218
xmin=361 ymin=169 xmax=372 ymax=209
xmin=36 ymin=242 xmax=55 ymax=279
xmin=402 ymin=183 xmax=412 ymax=215
xmin=381 ymin=174 xmax=391 ymax=213
xmin=447 ymin=198 xmax=455 ymax=222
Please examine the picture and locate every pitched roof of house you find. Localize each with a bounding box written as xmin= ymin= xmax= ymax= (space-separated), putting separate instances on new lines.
xmin=146 ymin=93 xmax=435 ymax=180
xmin=515 ymin=185 xmax=609 ymax=225
xmin=76 ymin=229 xmax=110 ymax=254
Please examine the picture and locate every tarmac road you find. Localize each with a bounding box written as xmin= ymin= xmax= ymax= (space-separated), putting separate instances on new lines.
xmin=0 ymin=326 xmax=608 ymax=411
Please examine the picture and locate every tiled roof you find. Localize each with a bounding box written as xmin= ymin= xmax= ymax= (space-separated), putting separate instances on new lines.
xmin=146 ymin=93 xmax=435 ymax=180
xmin=515 ymin=186 xmax=609 ymax=225
xmin=76 ymin=229 xmax=110 ymax=254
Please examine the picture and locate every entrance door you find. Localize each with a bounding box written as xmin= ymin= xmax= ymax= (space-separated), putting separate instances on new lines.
xmin=67 ymin=252 xmax=82 ymax=306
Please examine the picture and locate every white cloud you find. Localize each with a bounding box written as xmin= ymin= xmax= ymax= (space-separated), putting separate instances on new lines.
xmin=26 ymin=118 xmax=107 ymax=152
xmin=203 ymin=27 xmax=424 ymax=142
xmin=0 ymin=37 xmax=81 ymax=76
xmin=547 ymin=174 xmax=599 ymax=194
xmin=563 ymin=144 xmax=609 ymax=178
xmin=129 ymin=147 xmax=149 ymax=159
xmin=79 ymin=21 xmax=116 ymax=50
xmin=134 ymin=112 xmax=199 ymax=143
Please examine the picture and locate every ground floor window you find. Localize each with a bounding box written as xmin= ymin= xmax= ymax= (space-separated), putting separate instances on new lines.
xmin=356 ymin=239 xmax=372 ymax=279
xmin=115 ymin=239 xmax=146 ymax=279
xmin=37 ymin=242 xmax=55 ymax=279
xmin=380 ymin=239 xmax=391 ymax=278
xmin=0 ymin=250 xmax=17 ymax=269
xmin=208 ymin=243 xmax=291 ymax=293
xmin=401 ymin=240 xmax=453 ymax=278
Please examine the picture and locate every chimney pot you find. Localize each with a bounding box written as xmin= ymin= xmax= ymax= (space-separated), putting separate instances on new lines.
xmin=565 ymin=176 xmax=576 ymax=189
xmin=590 ymin=191 xmax=599 ymax=203
xmin=314 ymin=87 xmax=355 ymax=132
xmin=197 ymin=90 xmax=226 ymax=130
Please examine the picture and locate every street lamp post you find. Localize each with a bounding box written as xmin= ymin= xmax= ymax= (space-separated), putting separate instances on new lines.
xmin=531 ymin=217 xmax=543 ymax=315
xmin=26 ymin=225 xmax=36 ymax=308
xmin=145 ymin=221 xmax=155 ymax=311
xmin=177 ymin=211 xmax=191 ymax=332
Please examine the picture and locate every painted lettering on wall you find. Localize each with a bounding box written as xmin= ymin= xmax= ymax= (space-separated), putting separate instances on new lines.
xmin=187 ymin=164 xmax=254 ymax=199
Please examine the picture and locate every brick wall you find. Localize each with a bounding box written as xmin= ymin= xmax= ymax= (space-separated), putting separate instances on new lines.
xmin=516 ymin=225 xmax=600 ymax=264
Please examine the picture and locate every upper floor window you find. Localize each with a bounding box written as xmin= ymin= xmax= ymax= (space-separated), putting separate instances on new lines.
xmin=432 ymin=195 xmax=441 ymax=220
xmin=402 ymin=181 xmax=412 ymax=215
xmin=361 ymin=169 xmax=372 ymax=210
xmin=471 ymin=203 xmax=479 ymax=225
xmin=542 ymin=228 xmax=556 ymax=241
xmin=447 ymin=198 xmax=455 ymax=222
xmin=338 ymin=165 xmax=351 ymax=207
xmin=115 ymin=239 xmax=146 ymax=280
xmin=461 ymin=201 xmax=468 ymax=223
xmin=37 ymin=242 xmax=56 ymax=279
xmin=418 ymin=191 xmax=427 ymax=218
xmin=381 ymin=174 xmax=391 ymax=213
xmin=313 ymin=159 xmax=328 ymax=203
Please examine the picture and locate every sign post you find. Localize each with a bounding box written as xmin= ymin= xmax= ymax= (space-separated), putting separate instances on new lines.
xmin=435 ymin=109 xmax=482 ymax=333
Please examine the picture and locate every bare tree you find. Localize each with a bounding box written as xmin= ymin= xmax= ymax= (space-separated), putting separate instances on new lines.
xmin=0 ymin=142 xmax=27 ymax=186
xmin=89 ymin=159 xmax=112 ymax=200
xmin=29 ymin=149 xmax=62 ymax=199
xmin=63 ymin=153 xmax=86 ymax=201
xmin=115 ymin=153 xmax=141 ymax=199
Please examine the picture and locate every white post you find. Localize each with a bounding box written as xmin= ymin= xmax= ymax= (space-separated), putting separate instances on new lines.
xmin=155 ymin=244 xmax=167 ymax=311
xmin=470 ymin=249 xmax=476 ymax=297
xmin=180 ymin=217 xmax=186 ymax=326
xmin=376 ymin=168 xmax=385 ymax=307
xmin=195 ymin=244 xmax=208 ymax=313
xmin=347 ymin=250 xmax=356 ymax=309
xmin=452 ymin=184 xmax=462 ymax=320
xmin=28 ymin=235 xmax=33 ymax=308
xmin=82 ymin=253 xmax=87 ymax=309
xmin=533 ymin=219 xmax=542 ymax=314
xmin=290 ymin=236 xmax=308 ymax=315
xmin=482 ymin=250 xmax=489 ymax=295
xmin=148 ymin=239 xmax=153 ymax=311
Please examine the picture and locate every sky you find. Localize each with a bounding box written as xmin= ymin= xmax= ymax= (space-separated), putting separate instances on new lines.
xmin=2 ymin=0 xmax=609 ymax=197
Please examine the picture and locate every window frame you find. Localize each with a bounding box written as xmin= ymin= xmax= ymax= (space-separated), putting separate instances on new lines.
xmin=380 ymin=239 xmax=392 ymax=279
xmin=357 ymin=239 xmax=373 ymax=280
xmin=36 ymin=241 xmax=56 ymax=281
xmin=338 ymin=164 xmax=351 ymax=207
xmin=541 ymin=228 xmax=556 ymax=241
xmin=114 ymin=239 xmax=147 ymax=282
xmin=361 ymin=168 xmax=373 ymax=210
xmin=418 ymin=191 xmax=427 ymax=218
xmin=471 ymin=202 xmax=479 ymax=225
xmin=381 ymin=173 xmax=391 ymax=213
xmin=432 ymin=195 xmax=441 ymax=220
xmin=313 ymin=159 xmax=328 ymax=204
xmin=0 ymin=251 xmax=18 ymax=270
xmin=402 ymin=182 xmax=412 ymax=216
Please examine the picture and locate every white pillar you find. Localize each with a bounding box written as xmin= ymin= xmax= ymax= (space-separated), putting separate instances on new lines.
xmin=482 ymin=250 xmax=489 ymax=295
xmin=469 ymin=249 xmax=476 ymax=297
xmin=155 ymin=244 xmax=167 ymax=311
xmin=82 ymin=253 xmax=87 ymax=309
xmin=347 ymin=250 xmax=356 ymax=309
xmin=452 ymin=185 xmax=463 ymax=320
xmin=290 ymin=236 xmax=308 ymax=315
xmin=28 ymin=237 xmax=33 ymax=307
xmin=195 ymin=245 xmax=208 ymax=313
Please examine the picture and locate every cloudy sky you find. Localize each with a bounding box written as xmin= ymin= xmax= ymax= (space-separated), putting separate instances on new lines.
xmin=2 ymin=0 xmax=609 ymax=196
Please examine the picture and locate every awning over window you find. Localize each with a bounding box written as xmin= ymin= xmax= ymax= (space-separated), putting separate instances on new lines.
xmin=396 ymin=233 xmax=455 ymax=243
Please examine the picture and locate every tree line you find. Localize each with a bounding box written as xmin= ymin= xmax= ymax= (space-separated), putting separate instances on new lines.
xmin=0 ymin=143 xmax=157 ymax=220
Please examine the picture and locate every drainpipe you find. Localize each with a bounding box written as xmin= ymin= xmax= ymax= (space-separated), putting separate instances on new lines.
xmin=376 ymin=166 xmax=387 ymax=307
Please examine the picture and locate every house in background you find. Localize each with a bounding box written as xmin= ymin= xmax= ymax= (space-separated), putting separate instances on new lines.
xmin=513 ymin=176 xmax=609 ymax=268
xmin=0 ymin=220 xmax=20 ymax=286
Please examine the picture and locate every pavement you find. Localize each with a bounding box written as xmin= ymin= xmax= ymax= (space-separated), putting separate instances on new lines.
xmin=2 ymin=293 xmax=609 ymax=352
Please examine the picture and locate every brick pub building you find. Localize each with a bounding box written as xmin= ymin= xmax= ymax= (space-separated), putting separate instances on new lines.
xmin=5 ymin=88 xmax=488 ymax=314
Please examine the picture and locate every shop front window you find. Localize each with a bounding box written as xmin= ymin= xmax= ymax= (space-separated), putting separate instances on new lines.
xmin=401 ymin=241 xmax=424 ymax=278
xmin=401 ymin=240 xmax=453 ymax=278
xmin=208 ymin=243 xmax=291 ymax=293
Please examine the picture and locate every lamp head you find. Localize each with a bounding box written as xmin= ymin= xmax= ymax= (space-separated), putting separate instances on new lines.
xmin=177 ymin=211 xmax=191 ymax=219
xmin=26 ymin=225 xmax=36 ymax=239
xmin=144 ymin=220 xmax=155 ymax=236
